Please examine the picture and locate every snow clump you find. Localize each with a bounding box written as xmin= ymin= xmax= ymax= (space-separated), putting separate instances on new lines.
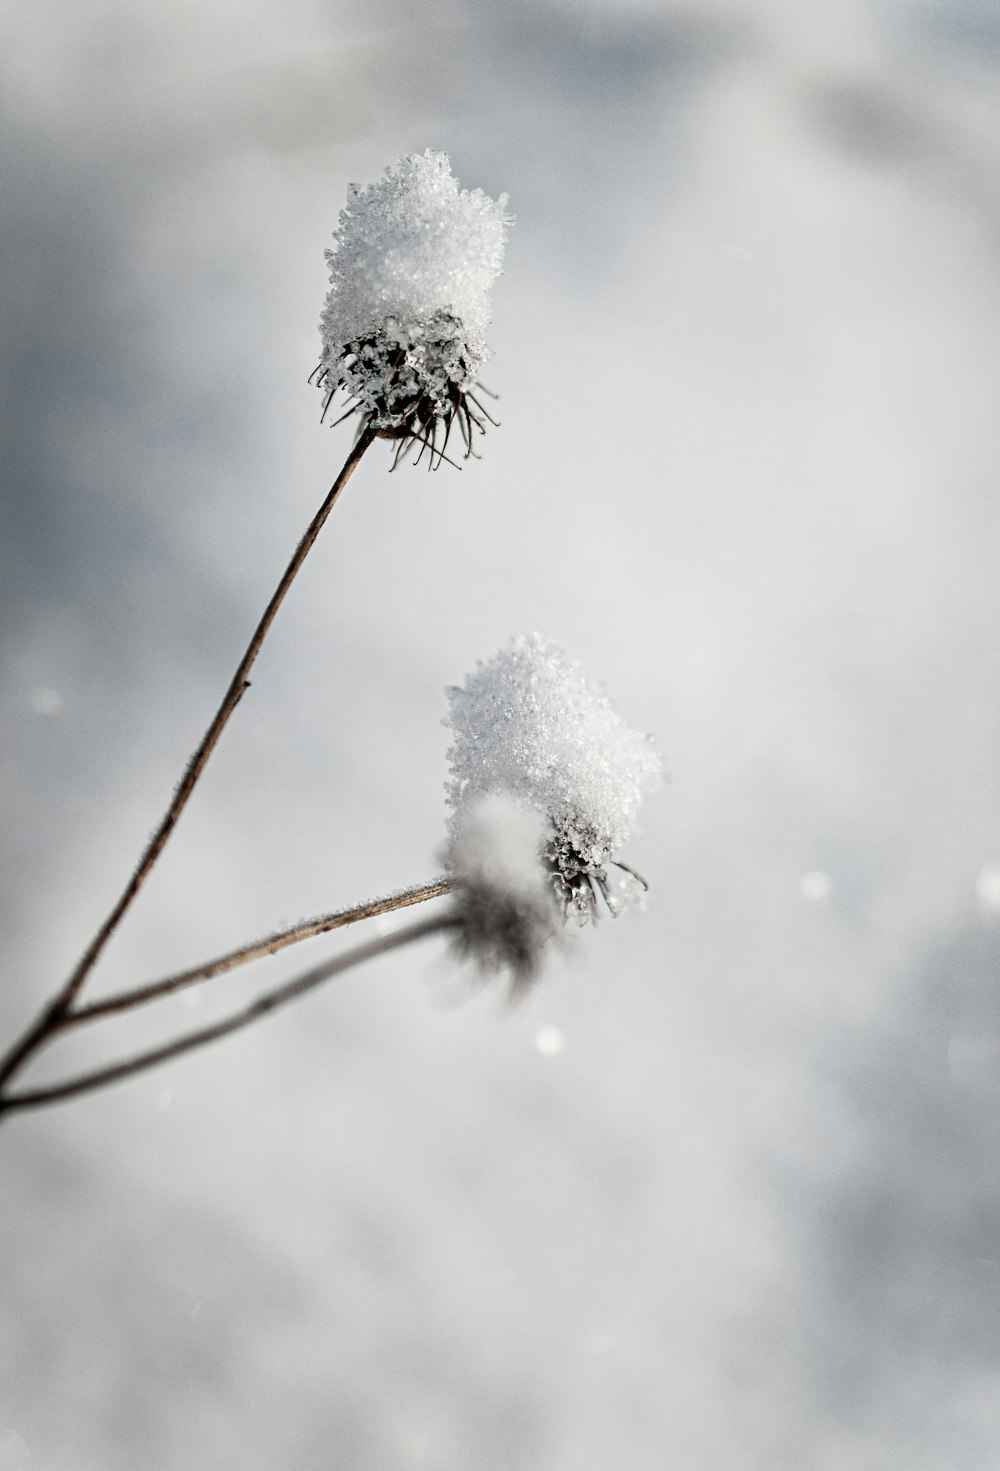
xmin=445 ymin=634 xmax=663 ymax=922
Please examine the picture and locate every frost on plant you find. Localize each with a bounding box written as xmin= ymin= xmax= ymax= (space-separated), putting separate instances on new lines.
xmin=443 ymin=794 xmax=561 ymax=996
xmin=445 ymin=634 xmax=663 ymax=922
xmin=313 ymin=149 xmax=511 ymax=468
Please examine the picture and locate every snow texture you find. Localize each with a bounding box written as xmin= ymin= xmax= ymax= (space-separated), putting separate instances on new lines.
xmin=317 ymin=150 xmax=510 ymax=430
xmin=445 ymin=635 xmax=663 ymax=920
xmin=443 ymin=794 xmax=561 ymax=994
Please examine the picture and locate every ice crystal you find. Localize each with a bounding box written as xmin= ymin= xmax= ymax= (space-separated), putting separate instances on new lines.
xmin=314 ymin=150 xmax=511 ymax=467
xmin=443 ymin=794 xmax=561 ymax=996
xmin=445 ymin=635 xmax=663 ymax=922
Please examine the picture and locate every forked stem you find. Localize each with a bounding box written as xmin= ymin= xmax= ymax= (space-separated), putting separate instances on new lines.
xmin=69 ymin=877 xmax=454 ymax=1025
xmin=0 ymin=425 xmax=377 ymax=1096
xmin=0 ymin=913 xmax=456 ymax=1117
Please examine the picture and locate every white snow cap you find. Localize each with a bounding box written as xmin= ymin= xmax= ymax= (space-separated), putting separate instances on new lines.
xmin=445 ymin=635 xmax=663 ymax=919
xmin=317 ymin=151 xmax=510 ymax=431
xmin=444 ymin=794 xmax=561 ymax=994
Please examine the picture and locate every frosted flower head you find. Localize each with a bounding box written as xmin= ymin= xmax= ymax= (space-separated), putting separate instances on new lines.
xmin=314 ymin=150 xmax=511 ymax=469
xmin=445 ymin=635 xmax=663 ymax=923
xmin=443 ymin=794 xmax=561 ymax=997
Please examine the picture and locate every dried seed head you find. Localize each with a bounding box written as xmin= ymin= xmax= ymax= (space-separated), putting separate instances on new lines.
xmin=443 ymin=794 xmax=561 ymax=997
xmin=445 ymin=634 xmax=663 ymax=922
xmin=314 ymin=150 xmax=511 ymax=468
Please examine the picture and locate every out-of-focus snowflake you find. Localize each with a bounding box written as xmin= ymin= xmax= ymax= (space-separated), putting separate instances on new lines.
xmin=313 ymin=150 xmax=511 ymax=469
xmin=445 ymin=634 xmax=663 ymax=923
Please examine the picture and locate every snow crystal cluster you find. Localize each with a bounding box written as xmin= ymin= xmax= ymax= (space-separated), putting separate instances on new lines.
xmin=445 ymin=634 xmax=663 ymax=923
xmin=443 ymin=794 xmax=561 ymax=995
xmin=316 ymin=151 xmax=510 ymax=452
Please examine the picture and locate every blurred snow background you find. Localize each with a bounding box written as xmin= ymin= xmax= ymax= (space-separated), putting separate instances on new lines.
xmin=3 ymin=0 xmax=1000 ymax=1466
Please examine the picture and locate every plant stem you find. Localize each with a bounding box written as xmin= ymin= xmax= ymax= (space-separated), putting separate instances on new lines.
xmin=67 ymin=877 xmax=453 ymax=1024
xmin=0 ymin=913 xmax=456 ymax=1118
xmin=0 ymin=425 xmax=377 ymax=1096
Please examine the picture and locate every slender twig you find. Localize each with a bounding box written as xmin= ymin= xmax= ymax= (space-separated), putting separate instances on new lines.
xmin=0 ymin=913 xmax=456 ymax=1118
xmin=67 ymin=877 xmax=454 ymax=1025
xmin=0 ymin=425 xmax=378 ymax=1096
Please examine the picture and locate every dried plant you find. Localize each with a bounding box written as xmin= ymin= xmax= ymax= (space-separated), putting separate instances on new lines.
xmin=0 ymin=152 xmax=660 ymax=1121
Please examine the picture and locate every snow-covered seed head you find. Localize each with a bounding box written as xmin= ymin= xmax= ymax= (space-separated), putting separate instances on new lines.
xmin=445 ymin=634 xmax=663 ymax=923
xmin=443 ymin=794 xmax=561 ymax=997
xmin=314 ymin=150 xmax=511 ymax=469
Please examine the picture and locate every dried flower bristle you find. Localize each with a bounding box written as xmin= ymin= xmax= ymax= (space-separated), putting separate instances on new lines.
xmin=312 ymin=312 xmax=499 ymax=470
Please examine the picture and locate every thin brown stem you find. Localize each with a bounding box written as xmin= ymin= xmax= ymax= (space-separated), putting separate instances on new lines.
xmin=0 ymin=914 xmax=456 ymax=1117
xmin=0 ymin=425 xmax=377 ymax=1096
xmin=67 ymin=877 xmax=454 ymax=1025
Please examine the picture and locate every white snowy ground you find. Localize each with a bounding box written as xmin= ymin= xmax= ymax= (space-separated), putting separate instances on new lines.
xmin=3 ymin=0 xmax=1000 ymax=1466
